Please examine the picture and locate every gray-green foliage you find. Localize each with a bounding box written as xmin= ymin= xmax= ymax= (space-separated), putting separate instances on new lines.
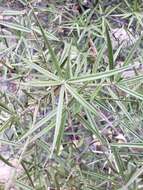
xmin=0 ymin=0 xmax=143 ymax=189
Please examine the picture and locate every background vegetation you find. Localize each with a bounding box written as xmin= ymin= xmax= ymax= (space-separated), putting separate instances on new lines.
xmin=0 ymin=0 xmax=143 ymax=189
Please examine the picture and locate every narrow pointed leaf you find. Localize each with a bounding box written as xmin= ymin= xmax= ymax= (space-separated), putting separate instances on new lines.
xmin=19 ymin=109 xmax=56 ymax=142
xmin=117 ymin=85 xmax=143 ymax=101
xmin=68 ymin=65 xmax=133 ymax=83
xmin=0 ymin=21 xmax=31 ymax=32
xmin=0 ymin=116 xmax=13 ymax=133
xmin=50 ymin=85 xmax=65 ymax=157
xmin=106 ymin=26 xmax=114 ymax=81
xmin=118 ymin=166 xmax=143 ymax=190
xmin=65 ymin=83 xmax=98 ymax=116
xmin=107 ymin=87 xmax=135 ymax=124
xmin=0 ymin=154 xmax=13 ymax=167
xmin=30 ymin=63 xmax=59 ymax=81
xmin=32 ymin=26 xmax=59 ymax=41
xmin=0 ymin=102 xmax=13 ymax=114
xmin=124 ymin=35 xmax=143 ymax=66
xmin=16 ymin=181 xmax=34 ymax=190
xmin=120 ymin=74 xmax=143 ymax=84
xmin=32 ymin=10 xmax=63 ymax=78
xmin=21 ymin=80 xmax=62 ymax=87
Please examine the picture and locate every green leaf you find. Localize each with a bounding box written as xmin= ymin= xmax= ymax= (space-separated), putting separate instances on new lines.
xmin=107 ymin=87 xmax=135 ymax=124
xmin=56 ymin=112 xmax=67 ymax=154
xmin=32 ymin=26 xmax=59 ymax=41
xmin=0 ymin=116 xmax=13 ymax=133
xmin=32 ymin=9 xmax=63 ymax=78
xmin=123 ymin=35 xmax=143 ymax=66
xmin=50 ymin=85 xmax=65 ymax=157
xmin=1 ymin=10 xmax=26 ymax=16
xmin=117 ymin=85 xmax=143 ymax=101
xmin=82 ymin=170 xmax=116 ymax=184
xmin=21 ymin=162 xmax=35 ymax=188
xmin=0 ymin=139 xmax=21 ymax=147
xmin=120 ymin=122 xmax=143 ymax=141
xmin=19 ymin=109 xmax=56 ymax=142
xmin=112 ymin=147 xmax=126 ymax=179
xmin=36 ymin=139 xmax=50 ymax=153
xmin=76 ymin=111 xmax=105 ymax=144
xmin=114 ymin=43 xmax=124 ymax=62
xmin=21 ymin=80 xmax=62 ymax=87
xmin=30 ymin=63 xmax=59 ymax=81
xmin=118 ymin=166 xmax=143 ymax=190
xmin=111 ymin=142 xmax=143 ymax=149
xmin=16 ymin=180 xmax=34 ymax=190
xmin=120 ymin=74 xmax=143 ymax=84
xmin=106 ymin=26 xmax=114 ymax=81
xmin=0 ymin=102 xmax=13 ymax=114
xmin=29 ymin=122 xmax=54 ymax=143
xmin=0 ymin=154 xmax=13 ymax=167
xmin=93 ymin=42 xmax=106 ymax=73
xmin=65 ymin=83 xmax=99 ymax=116
xmin=0 ymin=45 xmax=16 ymax=56
xmin=68 ymin=65 xmax=133 ymax=83
xmin=0 ymin=21 xmax=31 ymax=33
